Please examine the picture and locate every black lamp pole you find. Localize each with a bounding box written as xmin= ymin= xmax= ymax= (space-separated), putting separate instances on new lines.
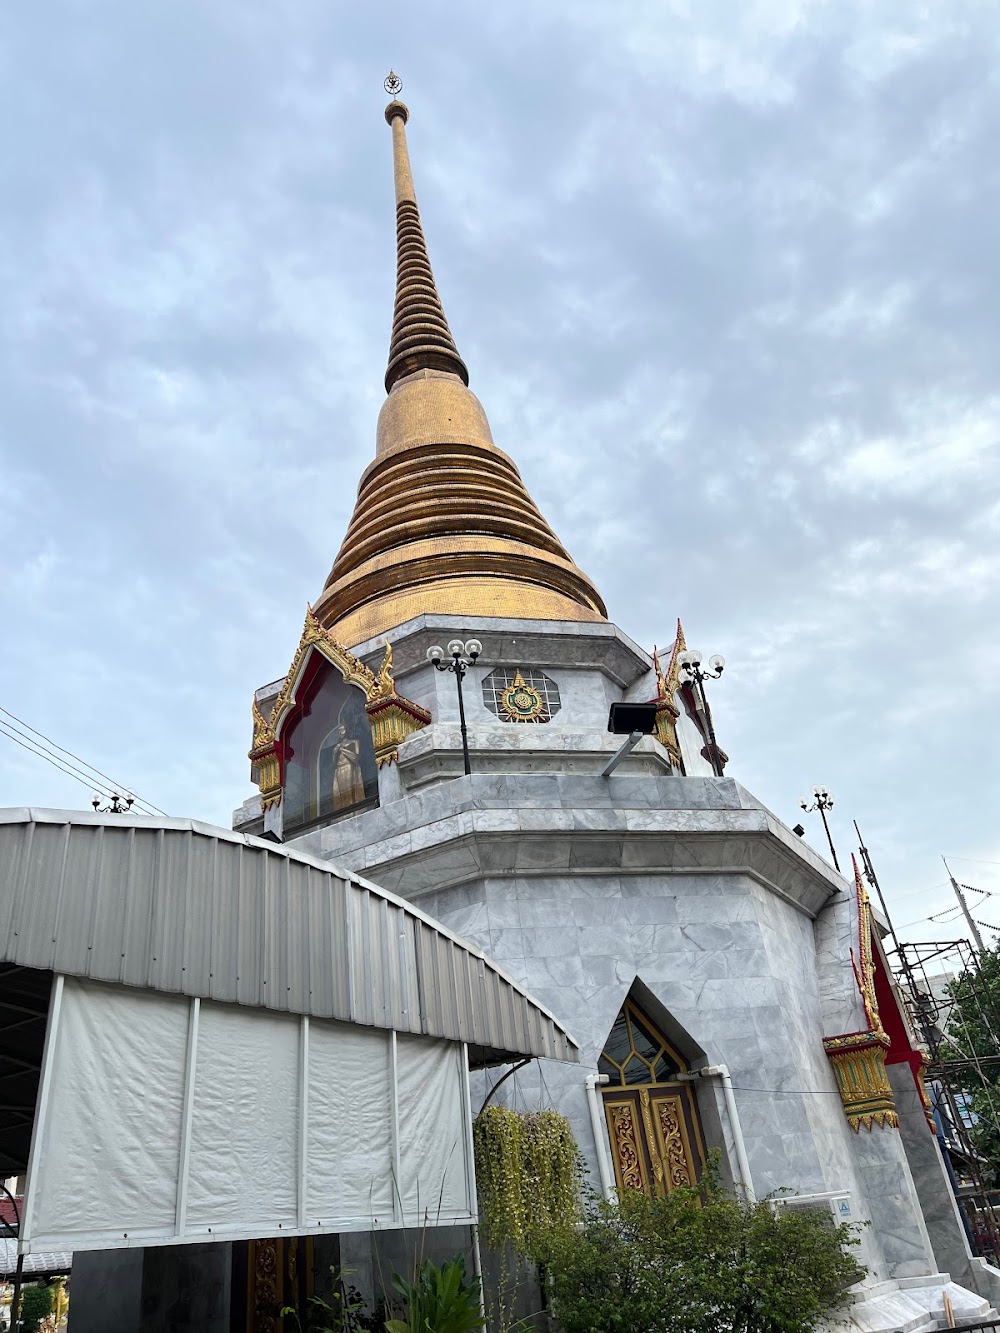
xmin=800 ymin=786 xmax=840 ymax=871
xmin=676 ymin=649 xmax=726 ymax=777
xmin=427 ymin=639 xmax=482 ymax=776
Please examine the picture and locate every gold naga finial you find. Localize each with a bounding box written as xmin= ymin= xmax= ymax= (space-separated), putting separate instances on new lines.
xmin=250 ymin=696 xmax=276 ymax=753
xmin=370 ymin=641 xmax=395 ymax=701
xmin=652 ymin=645 xmax=667 ymax=699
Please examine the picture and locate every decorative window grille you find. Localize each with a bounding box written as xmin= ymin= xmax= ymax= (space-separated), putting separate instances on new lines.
xmin=481 ymin=667 xmax=561 ymax=723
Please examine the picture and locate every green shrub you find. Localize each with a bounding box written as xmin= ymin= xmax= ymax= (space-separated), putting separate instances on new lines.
xmin=384 ymin=1255 xmax=484 ymax=1333
xmin=537 ymin=1172 xmax=865 ymax=1333
xmin=17 ymin=1283 xmax=54 ymax=1333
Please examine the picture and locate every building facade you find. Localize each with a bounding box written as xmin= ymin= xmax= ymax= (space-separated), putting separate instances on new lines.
xmin=234 ymin=95 xmax=998 ymax=1331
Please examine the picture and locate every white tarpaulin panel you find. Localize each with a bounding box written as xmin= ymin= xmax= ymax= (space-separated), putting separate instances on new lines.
xmin=186 ymin=1005 xmax=299 ymax=1231
xmin=21 ymin=977 xmax=476 ymax=1254
xmin=307 ymin=1020 xmax=394 ymax=1227
xmin=396 ymin=1035 xmax=470 ymax=1219
xmin=27 ymin=979 xmax=188 ymax=1241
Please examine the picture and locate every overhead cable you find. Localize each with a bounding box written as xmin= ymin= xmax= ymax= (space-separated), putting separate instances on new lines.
xmin=0 ymin=707 xmax=165 ymax=816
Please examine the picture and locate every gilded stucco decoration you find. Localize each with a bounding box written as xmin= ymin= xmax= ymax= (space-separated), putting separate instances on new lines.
xmin=916 ymin=1055 xmax=935 ymax=1131
xmin=248 ymin=609 xmax=431 ymax=804
xmin=364 ymin=641 xmax=432 ymax=767
xmin=822 ymin=858 xmax=898 ymax=1131
xmin=268 ymin=606 xmax=378 ymax=740
xmin=822 ymin=1032 xmax=898 ymax=1132
xmin=496 ymin=669 xmax=548 ymax=723
xmin=850 ymin=856 xmax=887 ymax=1042
xmin=649 ymin=620 xmax=685 ymax=771
xmin=249 ymin=698 xmax=281 ymax=810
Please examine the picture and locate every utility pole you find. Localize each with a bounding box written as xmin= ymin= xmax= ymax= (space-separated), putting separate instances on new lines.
xmin=943 ymin=855 xmax=987 ymax=956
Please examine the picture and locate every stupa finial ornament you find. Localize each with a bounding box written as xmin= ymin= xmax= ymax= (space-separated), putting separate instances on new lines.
xmin=384 ymin=70 xmax=402 ymax=96
xmin=382 ymin=87 xmax=467 ymax=389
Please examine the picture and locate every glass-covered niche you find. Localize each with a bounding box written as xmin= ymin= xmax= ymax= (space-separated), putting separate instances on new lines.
xmin=282 ymin=656 xmax=379 ymax=835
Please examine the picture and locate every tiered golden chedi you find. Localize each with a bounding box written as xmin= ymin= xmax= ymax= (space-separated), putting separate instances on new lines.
xmin=314 ymin=99 xmax=607 ymax=648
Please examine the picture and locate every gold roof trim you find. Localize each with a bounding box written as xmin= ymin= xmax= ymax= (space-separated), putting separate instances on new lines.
xmin=267 ymin=606 xmax=378 ymax=742
xmin=820 ymin=857 xmax=898 ymax=1132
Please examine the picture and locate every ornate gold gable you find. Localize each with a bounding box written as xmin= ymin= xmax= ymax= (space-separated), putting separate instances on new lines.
xmin=822 ymin=858 xmax=898 ymax=1132
xmin=248 ymin=608 xmax=431 ymax=809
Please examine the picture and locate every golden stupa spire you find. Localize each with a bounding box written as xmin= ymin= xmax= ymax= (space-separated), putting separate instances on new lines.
xmin=313 ymin=82 xmax=607 ymax=647
xmin=384 ymin=97 xmax=468 ymax=392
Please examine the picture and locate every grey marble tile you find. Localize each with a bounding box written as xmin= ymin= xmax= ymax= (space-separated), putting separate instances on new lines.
xmin=569 ymin=837 xmax=626 ymax=870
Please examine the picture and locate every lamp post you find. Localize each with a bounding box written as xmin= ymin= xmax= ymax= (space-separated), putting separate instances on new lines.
xmin=91 ymin=792 xmax=135 ymax=814
xmin=799 ymin=786 xmax=840 ymax=872
xmin=676 ymin=649 xmax=726 ymax=777
xmin=426 ymin=639 xmax=482 ymax=776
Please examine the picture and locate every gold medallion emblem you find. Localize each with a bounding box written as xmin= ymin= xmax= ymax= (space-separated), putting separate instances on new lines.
xmin=497 ymin=669 xmax=548 ymax=723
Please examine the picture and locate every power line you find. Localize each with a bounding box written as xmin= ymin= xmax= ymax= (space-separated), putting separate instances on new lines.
xmin=0 ymin=704 xmax=165 ymax=814
xmin=729 ymin=1086 xmax=842 ymax=1097
xmin=0 ymin=722 xmax=119 ymax=801
xmin=0 ymin=708 xmax=165 ymax=816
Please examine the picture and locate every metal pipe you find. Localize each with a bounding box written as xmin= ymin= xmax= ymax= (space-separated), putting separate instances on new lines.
xmin=681 ymin=1064 xmax=756 ymax=1202
xmin=480 ymin=1058 xmax=532 ymax=1112
xmin=585 ymin=1072 xmax=615 ymax=1199
xmin=461 ymin=1044 xmax=488 ymax=1326
xmin=601 ymin=731 xmax=642 ymax=779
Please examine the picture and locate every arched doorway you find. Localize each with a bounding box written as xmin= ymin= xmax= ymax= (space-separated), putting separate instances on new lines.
xmin=599 ymin=997 xmax=707 ymax=1196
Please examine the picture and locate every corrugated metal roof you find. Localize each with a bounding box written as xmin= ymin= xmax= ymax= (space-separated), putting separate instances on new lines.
xmin=0 ymin=810 xmax=577 ymax=1068
xmin=0 ymin=1237 xmax=70 ymax=1276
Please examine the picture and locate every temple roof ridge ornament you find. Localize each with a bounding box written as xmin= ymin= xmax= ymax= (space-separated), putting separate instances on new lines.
xmin=647 ymin=619 xmax=685 ymax=772
xmin=821 ymin=857 xmax=898 ymax=1132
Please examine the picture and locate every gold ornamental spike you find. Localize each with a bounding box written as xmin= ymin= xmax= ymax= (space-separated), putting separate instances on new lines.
xmin=313 ymin=99 xmax=607 ymax=647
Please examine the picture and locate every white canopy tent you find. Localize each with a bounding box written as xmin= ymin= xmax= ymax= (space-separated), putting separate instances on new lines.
xmin=0 ymin=811 xmax=578 ymax=1257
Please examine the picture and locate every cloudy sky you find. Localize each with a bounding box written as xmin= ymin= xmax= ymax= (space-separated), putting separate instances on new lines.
xmin=2 ymin=1 xmax=999 ymax=949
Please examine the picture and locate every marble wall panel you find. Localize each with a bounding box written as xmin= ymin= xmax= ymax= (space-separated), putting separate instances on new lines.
xmin=888 ymin=1062 xmax=976 ymax=1287
xmin=286 ymin=774 xmax=937 ymax=1288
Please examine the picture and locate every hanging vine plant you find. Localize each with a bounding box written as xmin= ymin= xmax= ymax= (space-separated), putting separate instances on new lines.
xmin=473 ymin=1105 xmax=583 ymax=1256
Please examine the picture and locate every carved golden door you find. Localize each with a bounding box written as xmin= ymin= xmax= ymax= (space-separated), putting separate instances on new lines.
xmin=238 ymin=1236 xmax=314 ymax=1333
xmin=600 ymin=998 xmax=706 ymax=1197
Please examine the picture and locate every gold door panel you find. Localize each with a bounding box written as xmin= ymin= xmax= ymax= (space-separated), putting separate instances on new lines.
xmin=599 ymin=997 xmax=706 ymax=1197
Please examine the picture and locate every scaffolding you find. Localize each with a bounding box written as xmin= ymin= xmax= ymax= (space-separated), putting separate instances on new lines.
xmin=857 ymin=829 xmax=1000 ymax=1262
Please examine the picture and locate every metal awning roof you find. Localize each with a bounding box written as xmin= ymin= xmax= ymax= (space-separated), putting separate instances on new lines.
xmin=0 ymin=1237 xmax=70 ymax=1277
xmin=0 ymin=809 xmax=578 ymax=1069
